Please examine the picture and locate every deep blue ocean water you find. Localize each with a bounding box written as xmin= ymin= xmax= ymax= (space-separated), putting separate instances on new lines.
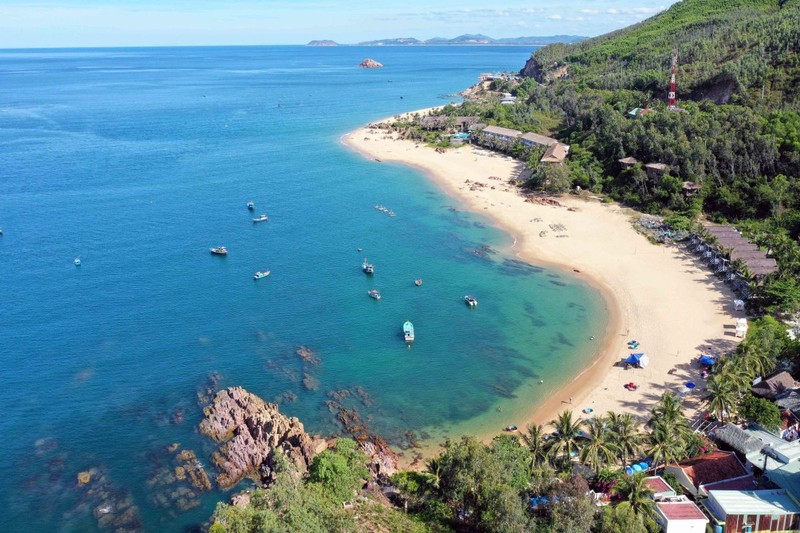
xmin=0 ymin=46 xmax=608 ymax=531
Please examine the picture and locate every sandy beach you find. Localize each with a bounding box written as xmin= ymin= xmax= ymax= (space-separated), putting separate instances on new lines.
xmin=343 ymin=110 xmax=745 ymax=438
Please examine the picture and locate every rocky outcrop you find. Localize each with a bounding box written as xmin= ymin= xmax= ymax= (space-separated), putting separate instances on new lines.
xmin=199 ymin=387 xmax=327 ymax=489
xmin=358 ymin=58 xmax=384 ymax=69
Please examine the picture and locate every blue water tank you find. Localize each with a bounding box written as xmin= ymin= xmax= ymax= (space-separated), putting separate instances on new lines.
xmin=712 ymin=524 xmax=723 ymax=533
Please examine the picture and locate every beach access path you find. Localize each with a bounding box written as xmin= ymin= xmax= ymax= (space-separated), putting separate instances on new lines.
xmin=342 ymin=111 xmax=744 ymax=437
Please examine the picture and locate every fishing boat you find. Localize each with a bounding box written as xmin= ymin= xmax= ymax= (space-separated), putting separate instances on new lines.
xmin=414 ymin=279 xmax=422 ymax=286
xmin=362 ymin=258 xmax=374 ymax=274
xmin=210 ymin=246 xmax=228 ymax=255
xmin=368 ymin=289 xmax=381 ymax=300
xmin=73 ymin=257 xmax=81 ymax=266
xmin=464 ymin=295 xmax=478 ymax=307
xmin=253 ymin=270 xmax=270 ymax=280
xmin=403 ymin=321 xmax=414 ymax=343
xmin=246 ymin=201 xmax=255 ymax=210
xmin=252 ymin=214 xmax=269 ymax=223
xmin=504 ymin=425 xmax=518 ymax=432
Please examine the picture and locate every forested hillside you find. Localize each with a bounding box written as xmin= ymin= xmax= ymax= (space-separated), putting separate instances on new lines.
xmin=522 ymin=0 xmax=800 ymax=107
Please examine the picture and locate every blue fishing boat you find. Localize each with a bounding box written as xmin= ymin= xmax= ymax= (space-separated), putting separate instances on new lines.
xmin=403 ymin=321 xmax=414 ymax=343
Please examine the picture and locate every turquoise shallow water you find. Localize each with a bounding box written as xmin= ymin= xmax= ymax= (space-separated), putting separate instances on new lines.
xmin=0 ymin=46 xmax=608 ymax=531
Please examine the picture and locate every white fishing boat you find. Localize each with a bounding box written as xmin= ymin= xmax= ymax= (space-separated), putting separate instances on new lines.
xmin=403 ymin=321 xmax=414 ymax=343
xmin=464 ymin=295 xmax=478 ymax=308
xmin=210 ymin=246 xmax=228 ymax=255
xmin=253 ymin=270 xmax=270 ymax=280
xmin=247 ymin=201 xmax=255 ymax=210
xmin=73 ymin=257 xmax=81 ymax=266
xmin=252 ymin=214 xmax=269 ymax=223
xmin=368 ymin=289 xmax=381 ymax=300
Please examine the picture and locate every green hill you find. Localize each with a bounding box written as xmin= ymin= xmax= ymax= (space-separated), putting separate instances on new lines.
xmin=522 ymin=0 xmax=800 ymax=107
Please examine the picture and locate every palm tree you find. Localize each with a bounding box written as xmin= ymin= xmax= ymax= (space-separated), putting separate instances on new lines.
xmin=613 ymin=473 xmax=656 ymax=518
xmin=420 ymin=457 xmax=443 ymax=495
xmin=546 ymin=410 xmax=584 ymax=468
xmin=608 ymin=411 xmax=643 ymax=466
xmin=706 ymin=376 xmax=738 ymax=422
xmin=650 ymin=392 xmax=683 ymax=426
xmin=580 ymin=415 xmax=619 ymax=471
xmin=647 ymin=422 xmax=686 ymax=469
xmin=521 ymin=423 xmax=548 ymax=465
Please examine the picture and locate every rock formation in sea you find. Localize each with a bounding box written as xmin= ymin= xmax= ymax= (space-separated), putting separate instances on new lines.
xmin=199 ymin=387 xmax=327 ymax=489
xmin=358 ymin=58 xmax=384 ymax=69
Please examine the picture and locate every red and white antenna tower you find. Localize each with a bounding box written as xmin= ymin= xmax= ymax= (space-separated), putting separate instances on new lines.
xmin=667 ymin=48 xmax=678 ymax=109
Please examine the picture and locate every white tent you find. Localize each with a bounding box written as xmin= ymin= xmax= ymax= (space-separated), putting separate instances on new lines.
xmin=638 ymin=353 xmax=651 ymax=368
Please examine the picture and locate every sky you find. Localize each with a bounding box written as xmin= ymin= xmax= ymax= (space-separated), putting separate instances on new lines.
xmin=0 ymin=1 xmax=676 ymax=48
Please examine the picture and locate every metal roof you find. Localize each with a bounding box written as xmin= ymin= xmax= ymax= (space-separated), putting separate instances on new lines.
xmin=709 ymin=489 xmax=800 ymax=515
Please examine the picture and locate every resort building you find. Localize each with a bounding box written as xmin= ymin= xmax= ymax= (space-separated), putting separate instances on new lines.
xmin=704 ymin=489 xmax=800 ymax=532
xmin=654 ymin=501 xmax=709 ymax=533
xmin=420 ymin=115 xmax=479 ymax=131
xmin=618 ymin=156 xmax=641 ymax=169
xmin=766 ymin=460 xmax=800 ymax=503
xmin=500 ymin=92 xmax=517 ymax=105
xmin=540 ymin=143 xmax=570 ymax=165
xmin=701 ymin=223 xmax=778 ymax=278
xmin=520 ymin=132 xmax=558 ymax=148
xmin=663 ymin=451 xmax=749 ymax=497
xmin=645 ymin=162 xmax=670 ymax=180
xmin=479 ymin=125 xmax=522 ymax=144
xmin=644 ymin=476 xmax=677 ymax=500
xmin=752 ymin=371 xmax=798 ymax=400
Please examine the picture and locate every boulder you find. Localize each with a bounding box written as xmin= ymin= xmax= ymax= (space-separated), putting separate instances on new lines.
xmin=199 ymin=387 xmax=326 ymax=489
xmin=358 ymin=58 xmax=383 ymax=69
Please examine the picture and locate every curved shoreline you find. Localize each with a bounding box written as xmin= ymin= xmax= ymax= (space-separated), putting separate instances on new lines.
xmin=341 ymin=110 xmax=743 ymax=457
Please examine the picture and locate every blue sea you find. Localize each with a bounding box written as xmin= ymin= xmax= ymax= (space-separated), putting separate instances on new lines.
xmin=0 ymin=46 xmax=608 ymax=531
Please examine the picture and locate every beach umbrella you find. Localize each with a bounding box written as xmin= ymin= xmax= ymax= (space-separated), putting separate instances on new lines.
xmin=685 ymin=382 xmax=696 ymax=389
xmin=700 ymin=354 xmax=716 ymax=366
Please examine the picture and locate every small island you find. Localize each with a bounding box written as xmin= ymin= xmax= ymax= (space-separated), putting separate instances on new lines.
xmin=306 ymin=40 xmax=338 ymax=46
xmin=358 ymin=58 xmax=383 ymax=68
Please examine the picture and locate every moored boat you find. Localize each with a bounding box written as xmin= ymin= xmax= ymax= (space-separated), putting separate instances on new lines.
xmin=414 ymin=279 xmax=422 ymax=286
xmin=464 ymin=295 xmax=478 ymax=307
xmin=73 ymin=257 xmax=81 ymax=266
xmin=368 ymin=289 xmax=381 ymax=300
xmin=362 ymin=258 xmax=374 ymax=274
xmin=403 ymin=321 xmax=414 ymax=343
xmin=210 ymin=246 xmax=228 ymax=255
xmin=247 ymin=201 xmax=255 ymax=210
xmin=253 ymin=270 xmax=270 ymax=279
xmin=252 ymin=214 xmax=269 ymax=223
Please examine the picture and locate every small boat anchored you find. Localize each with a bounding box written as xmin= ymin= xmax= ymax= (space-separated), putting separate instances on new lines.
xmin=210 ymin=246 xmax=228 ymax=255
xmin=464 ymin=295 xmax=478 ymax=308
xmin=403 ymin=321 xmax=414 ymax=343
xmin=414 ymin=279 xmax=422 ymax=286
xmin=253 ymin=270 xmax=270 ymax=280
xmin=368 ymin=289 xmax=381 ymax=300
xmin=252 ymin=214 xmax=269 ymax=223
xmin=246 ymin=201 xmax=255 ymax=211
xmin=73 ymin=257 xmax=81 ymax=266
xmin=362 ymin=258 xmax=374 ymax=275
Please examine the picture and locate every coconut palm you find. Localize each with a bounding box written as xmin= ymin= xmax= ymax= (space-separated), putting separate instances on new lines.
xmin=546 ymin=410 xmax=584 ymax=468
xmin=647 ymin=422 xmax=686 ymax=469
xmin=608 ymin=411 xmax=643 ymax=466
xmin=580 ymin=415 xmax=619 ymax=471
xmin=706 ymin=376 xmax=738 ymax=422
xmin=420 ymin=458 xmax=443 ymax=495
xmin=650 ymin=391 xmax=683 ymax=425
xmin=521 ymin=423 xmax=548 ymax=465
xmin=613 ymin=473 xmax=656 ymax=518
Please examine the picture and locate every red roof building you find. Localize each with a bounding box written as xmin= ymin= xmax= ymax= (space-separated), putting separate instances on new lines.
xmin=655 ymin=501 xmax=709 ymax=533
xmin=664 ymin=451 xmax=748 ymax=497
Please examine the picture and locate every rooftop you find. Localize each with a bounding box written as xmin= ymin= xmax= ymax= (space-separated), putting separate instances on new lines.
xmin=520 ymin=132 xmax=558 ymax=147
xmin=767 ymin=460 xmax=800 ymax=499
xmin=753 ymin=372 xmax=797 ymax=399
xmin=656 ymin=501 xmax=708 ymax=521
xmin=481 ymin=125 xmax=522 ymax=138
xmin=702 ymin=223 xmax=778 ymax=277
xmin=700 ymin=474 xmax=758 ymax=493
xmin=671 ymin=451 xmax=748 ymax=489
xmin=541 ymin=143 xmax=569 ymax=164
xmin=713 ymin=424 xmax=764 ymax=455
xmin=644 ymin=476 xmax=674 ymax=494
xmin=709 ymin=489 xmax=800 ymax=516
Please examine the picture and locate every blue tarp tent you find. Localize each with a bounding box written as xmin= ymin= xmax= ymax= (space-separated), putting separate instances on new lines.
xmin=700 ymin=354 xmax=716 ymax=366
xmin=625 ymin=353 xmax=650 ymax=368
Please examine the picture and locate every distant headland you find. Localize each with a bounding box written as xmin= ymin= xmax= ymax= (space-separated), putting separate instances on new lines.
xmin=307 ymin=34 xmax=586 ymax=46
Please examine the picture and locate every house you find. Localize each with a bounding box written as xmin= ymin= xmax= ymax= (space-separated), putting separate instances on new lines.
xmin=540 ymin=143 xmax=569 ymax=165
xmin=645 ymin=162 xmax=670 ymax=180
xmin=699 ymin=474 xmax=759 ymax=495
xmin=682 ymin=181 xmax=702 ymax=197
xmin=712 ymin=424 xmax=764 ymax=462
xmin=654 ymin=501 xmax=709 ymax=533
xmin=645 ymin=476 xmax=677 ymax=500
xmin=663 ymin=451 xmax=749 ymax=497
xmin=618 ymin=156 xmax=641 ymax=169
xmin=753 ymin=372 xmax=798 ymax=400
xmin=479 ymin=125 xmax=522 ymax=144
xmin=520 ymin=132 xmax=558 ymax=148
xmin=705 ymin=489 xmax=800 ymax=532
xmin=765 ymin=460 xmax=800 ymax=504
xmin=500 ymin=92 xmax=517 ymax=105
xmin=627 ymin=107 xmax=654 ymax=118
